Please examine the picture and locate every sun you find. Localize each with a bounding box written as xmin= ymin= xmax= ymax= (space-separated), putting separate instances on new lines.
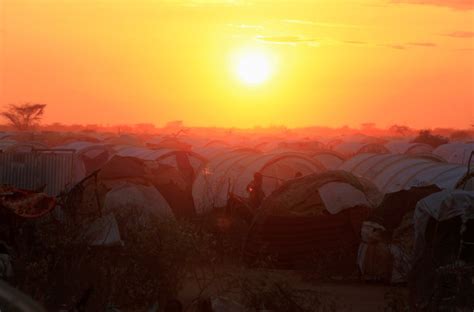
xmin=235 ymin=52 xmax=272 ymax=85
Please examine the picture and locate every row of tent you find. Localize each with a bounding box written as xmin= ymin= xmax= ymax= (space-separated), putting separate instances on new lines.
xmin=1 ymin=131 xmax=473 ymax=162
xmin=1 ymin=132 xmax=473 ymax=308
xmin=0 ymin=134 xmax=473 ymax=219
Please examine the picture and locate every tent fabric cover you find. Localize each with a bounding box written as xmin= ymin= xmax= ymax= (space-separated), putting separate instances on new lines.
xmin=413 ymin=189 xmax=474 ymax=263
xmin=259 ymin=170 xmax=380 ymax=217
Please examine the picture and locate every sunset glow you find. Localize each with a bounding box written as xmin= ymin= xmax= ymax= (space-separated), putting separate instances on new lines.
xmin=235 ymin=51 xmax=272 ymax=85
xmin=0 ymin=0 xmax=473 ymax=128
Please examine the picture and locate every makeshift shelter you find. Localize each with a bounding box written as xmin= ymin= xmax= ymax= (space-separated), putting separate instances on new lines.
xmin=410 ymin=190 xmax=474 ymax=309
xmin=242 ymin=171 xmax=380 ymax=268
xmin=79 ymin=213 xmax=122 ymax=247
xmin=115 ymin=146 xmax=206 ymax=177
xmin=145 ymin=136 xmax=192 ymax=151
xmin=0 ymin=150 xmax=76 ymax=196
xmin=193 ymin=144 xmax=234 ymax=160
xmin=105 ymin=134 xmax=142 ymax=147
xmin=1 ymin=142 xmax=48 ymax=153
xmin=339 ymin=153 xmax=472 ymax=194
xmin=0 ymin=141 xmax=18 ymax=152
xmin=104 ymin=182 xmax=174 ymax=225
xmin=311 ymin=151 xmax=345 ymax=170
xmin=333 ymin=141 xmax=389 ymax=157
xmin=192 ymin=150 xmax=326 ymax=214
xmin=385 ymin=140 xmax=434 ymax=155
xmin=433 ymin=142 xmax=474 ymax=166
xmin=54 ymin=141 xmax=113 ymax=176
xmin=357 ymin=185 xmax=442 ymax=283
xmin=256 ymin=140 xmax=325 ymax=153
xmin=99 ymin=155 xmax=196 ymax=218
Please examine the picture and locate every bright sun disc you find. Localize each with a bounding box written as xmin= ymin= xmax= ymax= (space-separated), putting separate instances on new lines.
xmin=235 ymin=52 xmax=271 ymax=85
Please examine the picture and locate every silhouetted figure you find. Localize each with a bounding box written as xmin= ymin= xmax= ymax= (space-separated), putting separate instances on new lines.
xmin=246 ymin=172 xmax=265 ymax=209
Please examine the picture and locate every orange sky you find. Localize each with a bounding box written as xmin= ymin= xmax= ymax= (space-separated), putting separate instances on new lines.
xmin=0 ymin=0 xmax=473 ymax=128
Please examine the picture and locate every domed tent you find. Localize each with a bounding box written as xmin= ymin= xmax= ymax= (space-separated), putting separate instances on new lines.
xmin=54 ymin=141 xmax=113 ymax=177
xmin=192 ymin=150 xmax=327 ymax=214
xmin=104 ymin=182 xmax=174 ymax=230
xmin=357 ymin=185 xmax=442 ymax=283
xmin=242 ymin=171 xmax=381 ymax=268
xmin=339 ymin=153 xmax=472 ymax=194
xmin=433 ymin=142 xmax=474 ymax=166
xmin=98 ymin=155 xmax=196 ymax=219
xmin=410 ymin=190 xmax=474 ymax=308
xmin=2 ymin=141 xmax=48 ymax=152
xmin=0 ymin=140 xmax=18 ymax=152
xmin=193 ymin=142 xmax=235 ymax=160
xmin=115 ymin=146 xmax=206 ymax=177
xmin=145 ymin=136 xmax=192 ymax=151
xmin=311 ymin=150 xmax=346 ymax=170
xmin=385 ymin=140 xmax=434 ymax=156
xmin=105 ymin=134 xmax=143 ymax=148
xmin=257 ymin=139 xmax=325 ymax=153
xmin=333 ymin=141 xmax=389 ymax=157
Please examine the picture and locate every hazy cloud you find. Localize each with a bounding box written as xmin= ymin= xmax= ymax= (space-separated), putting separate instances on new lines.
xmin=228 ymin=23 xmax=264 ymax=30
xmin=282 ymin=19 xmax=363 ymax=29
xmin=442 ymin=31 xmax=474 ymax=38
xmin=174 ymin=0 xmax=251 ymax=7
xmin=407 ymin=42 xmax=437 ymax=47
xmin=391 ymin=0 xmax=473 ymax=10
xmin=378 ymin=44 xmax=406 ymax=50
xmin=343 ymin=40 xmax=368 ymax=45
xmin=256 ymin=35 xmax=318 ymax=46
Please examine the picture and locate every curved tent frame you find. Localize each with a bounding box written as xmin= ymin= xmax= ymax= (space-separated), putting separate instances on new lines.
xmin=333 ymin=142 xmax=389 ymax=157
xmin=192 ymin=150 xmax=326 ymax=214
xmin=116 ymin=146 xmax=207 ymax=174
xmin=310 ymin=150 xmax=346 ymax=170
xmin=433 ymin=142 xmax=474 ymax=165
xmin=385 ymin=141 xmax=434 ymax=155
xmin=339 ymin=153 xmax=469 ymax=194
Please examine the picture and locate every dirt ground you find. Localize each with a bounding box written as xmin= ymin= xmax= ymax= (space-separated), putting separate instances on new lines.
xmin=178 ymin=266 xmax=403 ymax=311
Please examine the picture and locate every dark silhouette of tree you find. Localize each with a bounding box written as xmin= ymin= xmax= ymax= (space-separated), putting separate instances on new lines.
xmin=412 ymin=129 xmax=449 ymax=148
xmin=1 ymin=103 xmax=47 ymax=131
xmin=389 ymin=124 xmax=411 ymax=136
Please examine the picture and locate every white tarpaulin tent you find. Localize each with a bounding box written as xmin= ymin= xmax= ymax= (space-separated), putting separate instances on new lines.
xmin=104 ymin=182 xmax=174 ymax=220
xmin=339 ymin=153 xmax=471 ymax=194
xmin=192 ymin=150 xmax=326 ymax=214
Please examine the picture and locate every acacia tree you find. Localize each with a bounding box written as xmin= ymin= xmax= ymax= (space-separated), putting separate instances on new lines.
xmin=1 ymin=103 xmax=47 ymax=131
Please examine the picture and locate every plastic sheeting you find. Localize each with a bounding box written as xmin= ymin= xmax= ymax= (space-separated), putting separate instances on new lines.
xmin=104 ymin=183 xmax=174 ymax=219
xmin=385 ymin=141 xmax=433 ymax=155
xmin=433 ymin=142 xmax=474 ymax=165
xmin=80 ymin=213 xmax=122 ymax=247
xmin=311 ymin=151 xmax=345 ymax=170
xmin=333 ymin=142 xmax=388 ymax=157
xmin=339 ymin=153 xmax=470 ymax=193
xmin=192 ymin=150 xmax=326 ymax=214
xmin=319 ymin=182 xmax=371 ymax=214
xmin=116 ymin=146 xmax=206 ymax=174
xmin=413 ymin=189 xmax=474 ymax=263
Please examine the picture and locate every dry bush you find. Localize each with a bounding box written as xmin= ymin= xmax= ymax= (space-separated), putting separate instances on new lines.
xmin=384 ymin=287 xmax=409 ymax=312
xmin=14 ymin=214 xmax=218 ymax=310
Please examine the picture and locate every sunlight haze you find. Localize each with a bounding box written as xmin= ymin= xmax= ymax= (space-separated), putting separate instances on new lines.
xmin=0 ymin=0 xmax=473 ymax=128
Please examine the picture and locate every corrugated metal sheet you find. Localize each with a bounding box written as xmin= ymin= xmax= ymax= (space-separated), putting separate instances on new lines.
xmin=0 ymin=151 xmax=75 ymax=196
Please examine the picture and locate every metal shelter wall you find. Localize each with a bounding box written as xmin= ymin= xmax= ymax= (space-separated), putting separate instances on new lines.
xmin=0 ymin=150 xmax=75 ymax=196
